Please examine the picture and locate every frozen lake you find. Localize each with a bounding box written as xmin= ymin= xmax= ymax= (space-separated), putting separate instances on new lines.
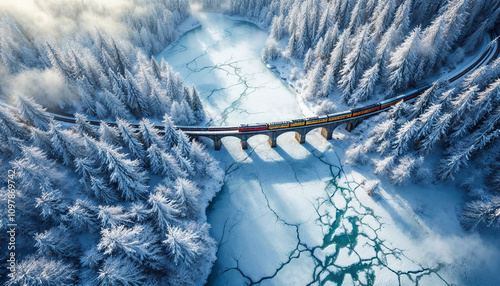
xmin=159 ymin=13 xmax=500 ymax=286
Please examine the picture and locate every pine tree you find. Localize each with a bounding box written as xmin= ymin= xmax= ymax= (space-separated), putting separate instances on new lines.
xmin=117 ymin=119 xmax=146 ymax=160
xmin=174 ymin=178 xmax=201 ymax=218
xmin=163 ymin=114 xmax=180 ymax=150
xmin=0 ymin=106 xmax=29 ymax=141
xmin=124 ymin=70 xmax=149 ymax=117
xmin=460 ymin=197 xmax=500 ymax=231
xmin=74 ymin=113 xmax=98 ymax=138
xmin=99 ymin=89 xmax=131 ymax=120
xmin=163 ymin=224 xmax=203 ymax=266
xmin=350 ymin=63 xmax=380 ymax=105
xmin=49 ymin=123 xmax=81 ymax=166
xmin=305 ymin=59 xmax=325 ymax=99
xmin=388 ymin=27 xmax=421 ymax=92
xmin=34 ymin=226 xmax=79 ymax=259
xmin=16 ymin=96 xmax=53 ymax=131
xmin=94 ymin=257 xmax=148 ymax=286
xmin=35 ymin=183 xmax=66 ymax=220
xmin=99 ymin=121 xmax=122 ymax=146
xmin=98 ymin=205 xmax=133 ymax=227
xmin=29 ymin=127 xmax=52 ymax=153
xmin=6 ymin=257 xmax=76 ymax=286
xmin=98 ymin=224 xmax=163 ymax=265
xmin=11 ymin=146 xmax=63 ymax=191
xmin=190 ymin=85 xmax=205 ymax=122
xmin=321 ymin=30 xmax=349 ymax=95
xmin=393 ymin=118 xmax=420 ymax=155
xmin=390 ymin=155 xmax=422 ymax=185
xmin=409 ymin=82 xmax=439 ymax=119
xmin=148 ymin=188 xmax=182 ymax=231
xmin=139 ymin=118 xmax=164 ymax=149
xmin=147 ymin=144 xmax=186 ymax=179
xmin=98 ymin=142 xmax=149 ymax=201
xmin=129 ymin=202 xmax=150 ymax=222
xmin=66 ymin=199 xmax=99 ymax=232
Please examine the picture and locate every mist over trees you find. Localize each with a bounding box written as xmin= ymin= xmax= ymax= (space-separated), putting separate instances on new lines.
xmin=0 ymin=0 xmax=205 ymax=125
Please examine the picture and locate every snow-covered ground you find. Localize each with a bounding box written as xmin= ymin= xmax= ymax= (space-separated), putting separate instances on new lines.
xmin=159 ymin=13 xmax=500 ymax=285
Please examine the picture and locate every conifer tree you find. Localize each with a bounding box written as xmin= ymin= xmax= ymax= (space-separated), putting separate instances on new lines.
xmin=117 ymin=119 xmax=146 ymax=160
xmin=16 ymin=96 xmax=53 ymax=131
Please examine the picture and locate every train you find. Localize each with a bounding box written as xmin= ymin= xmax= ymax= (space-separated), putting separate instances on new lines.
xmin=237 ymin=86 xmax=428 ymax=132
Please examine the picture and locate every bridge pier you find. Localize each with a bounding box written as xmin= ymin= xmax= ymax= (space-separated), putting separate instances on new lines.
xmin=346 ymin=119 xmax=362 ymax=132
xmin=268 ymin=132 xmax=277 ymax=148
xmin=321 ymin=126 xmax=334 ymax=140
xmin=213 ymin=136 xmax=222 ymax=150
xmin=241 ymin=135 xmax=248 ymax=149
xmin=295 ymin=129 xmax=306 ymax=144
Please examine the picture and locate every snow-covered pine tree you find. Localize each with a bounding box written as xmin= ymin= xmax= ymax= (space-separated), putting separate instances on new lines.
xmin=147 ymin=144 xmax=186 ymax=179
xmin=123 ymin=70 xmax=149 ymax=117
xmin=460 ymin=197 xmax=500 ymax=231
xmin=11 ymin=146 xmax=63 ymax=192
xmin=99 ymin=89 xmax=132 ymax=120
xmin=409 ymin=81 xmax=439 ymax=119
xmin=163 ymin=114 xmax=180 ymax=150
xmin=390 ymin=155 xmax=423 ymax=185
xmin=174 ymin=178 xmax=201 ymax=218
xmin=35 ymin=182 xmax=66 ymax=221
xmin=321 ymin=30 xmax=350 ymax=95
xmin=29 ymin=127 xmax=52 ymax=154
xmin=93 ymin=256 xmax=148 ymax=286
xmin=99 ymin=121 xmax=122 ymax=146
xmin=393 ymin=118 xmax=420 ymax=155
xmin=5 ymin=256 xmax=76 ymax=286
xmin=190 ymin=85 xmax=205 ymax=122
xmin=74 ymin=113 xmax=98 ymax=138
xmin=148 ymin=187 xmax=182 ymax=231
xmin=163 ymin=224 xmax=203 ymax=266
xmin=34 ymin=226 xmax=79 ymax=259
xmin=98 ymin=141 xmax=149 ymax=201
xmin=65 ymin=199 xmax=99 ymax=232
xmin=138 ymin=118 xmax=164 ymax=149
xmin=49 ymin=123 xmax=81 ymax=166
xmin=117 ymin=119 xmax=146 ymax=160
xmin=0 ymin=106 xmax=29 ymax=141
xmin=350 ymin=63 xmax=380 ymax=105
xmin=97 ymin=205 xmax=133 ymax=227
xmin=98 ymin=224 xmax=163 ymax=266
xmin=388 ymin=26 xmax=421 ymax=92
xmin=305 ymin=59 xmax=325 ymax=99
xmin=16 ymin=96 xmax=53 ymax=131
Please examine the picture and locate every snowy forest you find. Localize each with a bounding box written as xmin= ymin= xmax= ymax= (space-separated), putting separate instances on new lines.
xmin=1 ymin=0 xmax=500 ymax=284
xmin=0 ymin=0 xmax=223 ymax=285
xmin=196 ymin=0 xmax=500 ymax=231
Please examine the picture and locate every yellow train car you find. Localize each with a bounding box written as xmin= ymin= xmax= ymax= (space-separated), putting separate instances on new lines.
xmin=351 ymin=103 xmax=381 ymax=117
xmin=290 ymin=119 xmax=306 ymax=127
xmin=327 ymin=111 xmax=352 ymax=122
xmin=305 ymin=115 xmax=328 ymax=125
xmin=268 ymin=121 xmax=291 ymax=130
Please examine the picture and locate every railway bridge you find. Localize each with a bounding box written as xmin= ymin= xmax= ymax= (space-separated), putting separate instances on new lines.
xmin=182 ymin=119 xmax=358 ymax=150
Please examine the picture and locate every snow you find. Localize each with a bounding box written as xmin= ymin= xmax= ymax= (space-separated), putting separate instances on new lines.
xmin=159 ymin=12 xmax=500 ymax=286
